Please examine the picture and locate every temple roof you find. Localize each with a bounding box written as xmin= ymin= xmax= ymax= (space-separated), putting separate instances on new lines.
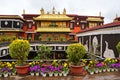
xmin=87 ymin=17 xmax=103 ymax=22
xmin=33 ymin=8 xmax=73 ymax=21
xmin=77 ymin=21 xmax=120 ymax=33
xmin=0 ymin=15 xmax=24 ymax=21
xmin=34 ymin=14 xmax=73 ymax=21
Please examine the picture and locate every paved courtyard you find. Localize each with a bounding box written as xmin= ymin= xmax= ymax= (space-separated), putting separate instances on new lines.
xmin=0 ymin=72 xmax=120 ymax=80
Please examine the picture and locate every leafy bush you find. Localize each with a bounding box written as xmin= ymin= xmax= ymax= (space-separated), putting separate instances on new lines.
xmin=35 ymin=45 xmax=51 ymax=60
xmin=66 ymin=43 xmax=86 ymax=65
xmin=116 ymin=42 xmax=120 ymax=55
xmin=9 ymin=39 xmax=30 ymax=66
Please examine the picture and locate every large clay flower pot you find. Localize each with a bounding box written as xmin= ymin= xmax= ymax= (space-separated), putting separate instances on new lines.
xmin=70 ymin=64 xmax=87 ymax=76
xmin=15 ymin=64 xmax=30 ymax=75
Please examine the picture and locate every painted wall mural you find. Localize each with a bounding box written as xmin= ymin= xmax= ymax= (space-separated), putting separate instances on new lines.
xmin=83 ymin=36 xmax=89 ymax=52
xmin=91 ymin=35 xmax=101 ymax=56
xmin=92 ymin=36 xmax=98 ymax=54
xmin=84 ymin=40 xmax=88 ymax=52
xmin=103 ymin=34 xmax=120 ymax=58
xmin=78 ymin=34 xmax=120 ymax=58
xmin=103 ymin=41 xmax=115 ymax=58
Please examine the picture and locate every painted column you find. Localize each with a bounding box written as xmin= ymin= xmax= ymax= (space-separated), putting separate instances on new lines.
xmin=100 ymin=34 xmax=103 ymax=57
xmin=32 ymin=33 xmax=34 ymax=41
xmin=82 ymin=36 xmax=84 ymax=44
xmin=89 ymin=35 xmax=91 ymax=52
xmin=12 ymin=20 xmax=13 ymax=28
xmin=0 ymin=20 xmax=1 ymax=28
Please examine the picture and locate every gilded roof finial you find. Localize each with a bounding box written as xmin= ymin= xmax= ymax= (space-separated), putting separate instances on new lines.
xmin=23 ymin=9 xmax=25 ymax=14
xmin=58 ymin=12 xmax=60 ymax=15
xmin=47 ymin=11 xmax=49 ymax=14
xmin=40 ymin=8 xmax=44 ymax=15
xmin=99 ymin=12 xmax=101 ymax=16
xmin=116 ymin=13 xmax=118 ymax=18
xmin=52 ymin=7 xmax=55 ymax=14
xmin=63 ymin=8 xmax=66 ymax=15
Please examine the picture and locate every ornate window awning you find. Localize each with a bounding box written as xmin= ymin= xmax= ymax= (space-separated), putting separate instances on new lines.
xmin=87 ymin=17 xmax=103 ymax=22
xmin=0 ymin=28 xmax=24 ymax=32
xmin=36 ymin=27 xmax=71 ymax=32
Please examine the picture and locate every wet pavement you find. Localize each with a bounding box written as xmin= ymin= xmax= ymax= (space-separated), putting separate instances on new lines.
xmin=0 ymin=72 xmax=120 ymax=80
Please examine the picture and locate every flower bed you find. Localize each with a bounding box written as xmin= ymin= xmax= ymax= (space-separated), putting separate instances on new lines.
xmin=29 ymin=60 xmax=69 ymax=77
xmin=86 ymin=58 xmax=120 ymax=75
xmin=0 ymin=58 xmax=120 ymax=77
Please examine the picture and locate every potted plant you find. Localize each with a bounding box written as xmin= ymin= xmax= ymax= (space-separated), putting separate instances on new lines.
xmin=66 ymin=43 xmax=87 ymax=75
xmin=28 ymin=36 xmax=32 ymax=41
xmin=38 ymin=35 xmax=42 ymax=41
xmin=116 ymin=42 xmax=120 ymax=62
xmin=35 ymin=45 xmax=51 ymax=67
xmin=9 ymin=39 xmax=30 ymax=75
xmin=47 ymin=37 xmax=51 ymax=41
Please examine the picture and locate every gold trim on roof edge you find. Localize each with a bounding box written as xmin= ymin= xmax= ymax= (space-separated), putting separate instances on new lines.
xmin=36 ymin=27 xmax=71 ymax=32
xmin=87 ymin=17 xmax=103 ymax=22
xmin=0 ymin=15 xmax=24 ymax=21
xmin=0 ymin=29 xmax=24 ymax=32
xmin=34 ymin=14 xmax=73 ymax=21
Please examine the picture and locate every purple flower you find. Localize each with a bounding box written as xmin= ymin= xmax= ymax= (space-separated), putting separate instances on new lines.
xmin=3 ymin=68 xmax=10 ymax=72
xmin=41 ymin=68 xmax=46 ymax=74
xmin=59 ymin=66 xmax=63 ymax=70
xmin=29 ymin=65 xmax=41 ymax=72
xmin=47 ymin=66 xmax=54 ymax=72
xmin=110 ymin=64 xmax=116 ymax=68
xmin=96 ymin=63 xmax=103 ymax=67
xmin=111 ymin=63 xmax=120 ymax=68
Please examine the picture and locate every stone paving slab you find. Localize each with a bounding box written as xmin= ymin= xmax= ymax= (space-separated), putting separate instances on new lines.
xmin=0 ymin=72 xmax=120 ymax=80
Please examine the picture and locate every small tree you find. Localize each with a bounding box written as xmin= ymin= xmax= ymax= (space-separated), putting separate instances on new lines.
xmin=12 ymin=36 xmax=16 ymax=40
xmin=60 ymin=37 xmax=64 ymax=41
xmin=38 ymin=36 xmax=42 ymax=41
xmin=47 ymin=37 xmax=51 ymax=41
xmin=28 ymin=37 xmax=32 ymax=41
xmin=9 ymin=39 xmax=30 ymax=66
xmin=35 ymin=45 xmax=51 ymax=60
xmin=116 ymin=42 xmax=120 ymax=57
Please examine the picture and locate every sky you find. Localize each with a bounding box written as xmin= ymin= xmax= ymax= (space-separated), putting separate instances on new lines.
xmin=0 ymin=0 xmax=120 ymax=24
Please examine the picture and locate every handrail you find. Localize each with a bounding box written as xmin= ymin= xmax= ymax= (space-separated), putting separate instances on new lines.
xmin=86 ymin=52 xmax=105 ymax=60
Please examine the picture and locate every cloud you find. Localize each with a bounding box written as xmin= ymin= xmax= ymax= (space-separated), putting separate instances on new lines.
xmin=0 ymin=0 xmax=120 ymax=23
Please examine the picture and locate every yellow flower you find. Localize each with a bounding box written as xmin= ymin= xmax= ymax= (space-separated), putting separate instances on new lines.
xmin=64 ymin=62 xmax=67 ymax=67
xmin=40 ymin=60 xmax=43 ymax=63
xmin=82 ymin=59 xmax=87 ymax=63
xmin=90 ymin=61 xmax=93 ymax=64
xmin=29 ymin=62 xmax=32 ymax=65
xmin=115 ymin=59 xmax=118 ymax=62
xmin=53 ymin=60 xmax=57 ymax=62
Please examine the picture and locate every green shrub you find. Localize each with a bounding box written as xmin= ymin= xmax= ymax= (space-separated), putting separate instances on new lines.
xmin=38 ymin=36 xmax=42 ymax=41
xmin=9 ymin=39 xmax=30 ymax=66
xmin=116 ymin=42 xmax=120 ymax=56
xmin=66 ymin=43 xmax=86 ymax=65
xmin=35 ymin=45 xmax=51 ymax=60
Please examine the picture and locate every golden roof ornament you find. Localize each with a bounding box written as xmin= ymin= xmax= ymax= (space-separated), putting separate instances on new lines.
xmin=99 ymin=12 xmax=101 ymax=16
xmin=52 ymin=7 xmax=55 ymax=14
xmin=47 ymin=11 xmax=50 ymax=14
xmin=63 ymin=8 xmax=66 ymax=15
xmin=116 ymin=13 xmax=118 ymax=18
xmin=23 ymin=9 xmax=25 ymax=14
xmin=58 ymin=12 xmax=60 ymax=15
xmin=40 ymin=8 xmax=44 ymax=15
xmin=34 ymin=8 xmax=73 ymax=21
